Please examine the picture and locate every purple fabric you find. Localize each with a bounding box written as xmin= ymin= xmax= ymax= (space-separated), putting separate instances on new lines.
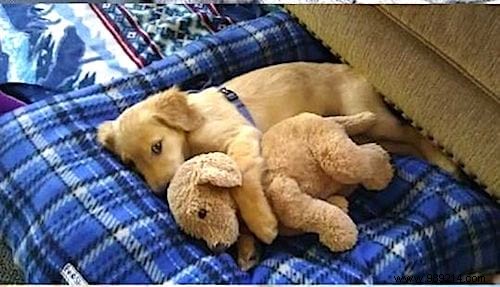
xmin=0 ymin=90 xmax=25 ymax=114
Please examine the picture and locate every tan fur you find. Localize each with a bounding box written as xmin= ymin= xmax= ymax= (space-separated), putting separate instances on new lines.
xmin=236 ymin=225 xmax=260 ymax=271
xmin=167 ymin=112 xmax=393 ymax=270
xmin=97 ymin=62 xmax=457 ymax=245
xmin=167 ymin=152 xmax=241 ymax=251
xmin=167 ymin=152 xmax=259 ymax=272
xmin=262 ymin=112 xmax=393 ymax=254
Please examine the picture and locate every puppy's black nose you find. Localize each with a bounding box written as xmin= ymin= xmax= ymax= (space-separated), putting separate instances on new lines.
xmin=152 ymin=183 xmax=169 ymax=198
xmin=211 ymin=243 xmax=227 ymax=254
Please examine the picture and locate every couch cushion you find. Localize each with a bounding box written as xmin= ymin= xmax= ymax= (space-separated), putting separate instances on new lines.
xmin=285 ymin=5 xmax=500 ymax=197
xmin=380 ymin=5 xmax=499 ymax=97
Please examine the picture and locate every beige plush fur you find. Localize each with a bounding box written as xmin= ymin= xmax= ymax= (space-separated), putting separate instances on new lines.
xmin=167 ymin=112 xmax=394 ymax=270
xmin=262 ymin=112 xmax=393 ymax=252
xmin=97 ymin=62 xmax=457 ymax=246
xmin=167 ymin=152 xmax=242 ymax=251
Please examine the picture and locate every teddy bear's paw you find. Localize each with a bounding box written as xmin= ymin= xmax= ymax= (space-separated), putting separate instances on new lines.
xmin=319 ymin=222 xmax=358 ymax=252
xmin=360 ymin=143 xmax=394 ymax=190
xmin=326 ymin=195 xmax=349 ymax=213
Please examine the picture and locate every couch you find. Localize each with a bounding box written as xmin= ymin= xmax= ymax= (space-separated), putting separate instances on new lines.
xmin=285 ymin=4 xmax=499 ymax=197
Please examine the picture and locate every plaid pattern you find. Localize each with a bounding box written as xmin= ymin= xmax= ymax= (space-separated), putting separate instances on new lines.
xmin=0 ymin=11 xmax=498 ymax=284
xmin=253 ymin=157 xmax=500 ymax=283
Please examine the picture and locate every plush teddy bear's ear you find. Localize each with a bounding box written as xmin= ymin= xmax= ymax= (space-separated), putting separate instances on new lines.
xmin=197 ymin=153 xmax=242 ymax=188
xmin=97 ymin=120 xmax=117 ymax=151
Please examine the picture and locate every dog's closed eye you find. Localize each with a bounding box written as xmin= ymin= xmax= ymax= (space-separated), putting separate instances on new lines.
xmin=151 ymin=140 xmax=162 ymax=155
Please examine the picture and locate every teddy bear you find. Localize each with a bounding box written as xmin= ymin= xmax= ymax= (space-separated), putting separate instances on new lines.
xmin=167 ymin=111 xmax=394 ymax=270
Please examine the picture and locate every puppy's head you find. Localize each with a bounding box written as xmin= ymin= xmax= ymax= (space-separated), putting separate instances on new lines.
xmin=97 ymin=87 xmax=204 ymax=194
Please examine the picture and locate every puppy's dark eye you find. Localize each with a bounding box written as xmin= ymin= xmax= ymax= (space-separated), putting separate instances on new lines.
xmin=198 ymin=209 xmax=207 ymax=219
xmin=151 ymin=140 xmax=162 ymax=155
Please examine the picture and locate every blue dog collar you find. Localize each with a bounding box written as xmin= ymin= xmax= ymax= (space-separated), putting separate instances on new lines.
xmin=186 ymin=87 xmax=256 ymax=126
xmin=218 ymin=87 xmax=256 ymax=126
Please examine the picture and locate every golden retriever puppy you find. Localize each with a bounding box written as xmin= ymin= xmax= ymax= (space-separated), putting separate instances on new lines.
xmin=97 ymin=62 xmax=457 ymax=244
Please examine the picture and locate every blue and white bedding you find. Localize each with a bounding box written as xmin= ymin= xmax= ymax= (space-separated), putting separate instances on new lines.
xmin=0 ymin=9 xmax=499 ymax=284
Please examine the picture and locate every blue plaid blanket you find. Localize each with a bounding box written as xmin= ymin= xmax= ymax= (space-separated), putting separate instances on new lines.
xmin=0 ymin=11 xmax=499 ymax=284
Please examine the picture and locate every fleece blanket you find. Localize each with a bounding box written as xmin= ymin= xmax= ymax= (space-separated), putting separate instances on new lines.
xmin=0 ymin=11 xmax=499 ymax=284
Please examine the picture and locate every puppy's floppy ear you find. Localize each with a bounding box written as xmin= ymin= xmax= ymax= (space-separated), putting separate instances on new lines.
xmin=153 ymin=86 xmax=204 ymax=131
xmin=197 ymin=153 xmax=242 ymax=188
xmin=97 ymin=120 xmax=116 ymax=151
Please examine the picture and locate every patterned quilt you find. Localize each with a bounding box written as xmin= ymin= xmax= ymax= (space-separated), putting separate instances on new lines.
xmin=0 ymin=4 xmax=277 ymax=105
xmin=0 ymin=11 xmax=499 ymax=284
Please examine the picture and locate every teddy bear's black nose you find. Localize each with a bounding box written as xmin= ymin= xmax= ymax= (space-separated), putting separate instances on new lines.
xmin=212 ymin=243 xmax=227 ymax=254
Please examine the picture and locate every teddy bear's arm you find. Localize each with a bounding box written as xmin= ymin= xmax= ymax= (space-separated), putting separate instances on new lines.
xmin=226 ymin=126 xmax=278 ymax=244
xmin=310 ymin=127 xmax=377 ymax=185
xmin=267 ymin=175 xmax=358 ymax=252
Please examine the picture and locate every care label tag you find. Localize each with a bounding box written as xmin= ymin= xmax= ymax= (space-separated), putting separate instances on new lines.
xmin=61 ymin=263 xmax=88 ymax=285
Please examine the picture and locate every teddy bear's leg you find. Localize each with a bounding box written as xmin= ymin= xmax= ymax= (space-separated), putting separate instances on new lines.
xmin=236 ymin=225 xmax=260 ymax=271
xmin=325 ymin=195 xmax=349 ymax=213
xmin=338 ymin=82 xmax=459 ymax=177
xmin=357 ymin=143 xmax=394 ymax=190
xmin=267 ymin=176 xmax=358 ymax=252
xmin=310 ymin=126 xmax=392 ymax=189
xmin=226 ymin=126 xmax=278 ymax=244
xmin=328 ymin=112 xmax=377 ymax=136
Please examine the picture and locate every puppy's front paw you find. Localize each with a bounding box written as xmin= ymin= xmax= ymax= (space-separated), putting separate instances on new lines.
xmin=236 ymin=177 xmax=278 ymax=244
xmin=237 ymin=234 xmax=260 ymax=271
xmin=247 ymin=212 xmax=278 ymax=245
xmin=231 ymin=157 xmax=278 ymax=244
xmin=237 ymin=193 xmax=278 ymax=244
